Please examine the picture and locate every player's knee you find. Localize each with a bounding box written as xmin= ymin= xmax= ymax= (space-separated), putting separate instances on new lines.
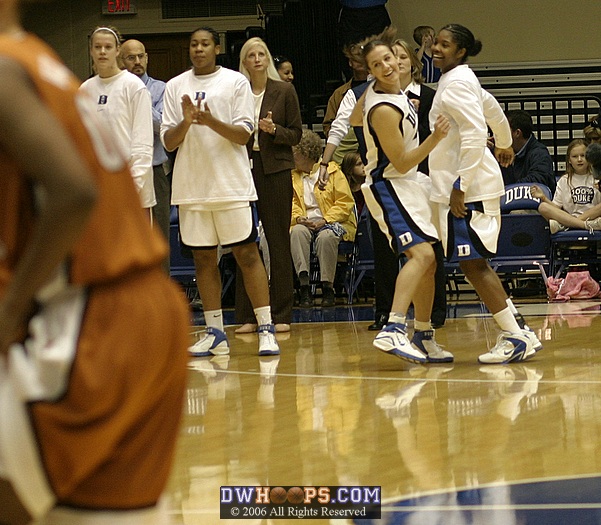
xmin=233 ymin=243 xmax=261 ymax=270
xmin=411 ymin=243 xmax=436 ymax=267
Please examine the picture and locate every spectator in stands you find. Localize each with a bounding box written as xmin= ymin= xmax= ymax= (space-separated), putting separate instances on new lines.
xmin=340 ymin=150 xmax=366 ymax=218
xmin=583 ymin=114 xmax=601 ymax=144
xmin=394 ymin=39 xmax=436 ymax=174
xmin=121 ymin=38 xmax=172 ymax=273
xmin=290 ymin=130 xmax=357 ymax=307
xmin=501 ymin=109 xmax=556 ymax=194
xmin=273 ymin=55 xmax=294 ymax=83
xmin=337 ymin=0 xmax=391 ymax=79
xmin=235 ymin=37 xmax=303 ymax=334
xmin=322 ymin=43 xmax=370 ymax=164
xmin=531 ymin=138 xmax=601 ymax=232
xmin=80 ymin=27 xmax=155 ymax=213
xmin=413 ymin=25 xmax=441 ymax=83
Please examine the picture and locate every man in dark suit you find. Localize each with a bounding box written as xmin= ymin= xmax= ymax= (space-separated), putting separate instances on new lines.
xmin=502 ymin=109 xmax=556 ymax=195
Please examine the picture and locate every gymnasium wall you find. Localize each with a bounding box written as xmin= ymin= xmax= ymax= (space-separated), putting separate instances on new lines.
xmin=22 ymin=0 xmax=600 ymax=80
xmin=387 ymin=0 xmax=601 ymax=63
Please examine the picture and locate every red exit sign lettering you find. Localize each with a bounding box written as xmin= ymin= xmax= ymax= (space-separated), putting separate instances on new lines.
xmin=102 ymin=0 xmax=137 ymax=14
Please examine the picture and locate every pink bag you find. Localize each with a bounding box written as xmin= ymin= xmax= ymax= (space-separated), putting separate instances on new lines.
xmin=546 ymin=271 xmax=601 ymax=302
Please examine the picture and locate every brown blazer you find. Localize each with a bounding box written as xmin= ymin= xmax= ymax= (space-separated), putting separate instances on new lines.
xmin=247 ymin=78 xmax=303 ymax=175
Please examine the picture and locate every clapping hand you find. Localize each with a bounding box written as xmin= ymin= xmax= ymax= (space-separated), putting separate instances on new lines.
xmin=259 ymin=110 xmax=277 ymax=135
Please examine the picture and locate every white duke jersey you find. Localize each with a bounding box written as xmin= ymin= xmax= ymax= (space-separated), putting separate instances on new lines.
xmin=363 ymin=83 xmax=420 ymax=183
xmin=361 ymin=83 xmax=438 ymax=253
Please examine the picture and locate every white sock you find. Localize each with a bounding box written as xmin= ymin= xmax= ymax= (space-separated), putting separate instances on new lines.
xmin=493 ymin=307 xmax=521 ymax=333
xmin=506 ymin=298 xmax=518 ymax=315
xmin=254 ymin=306 xmax=273 ymax=327
xmin=414 ymin=320 xmax=431 ymax=332
xmin=204 ymin=309 xmax=224 ymax=331
xmin=388 ymin=313 xmax=406 ymax=326
xmin=506 ymin=298 xmax=526 ymax=328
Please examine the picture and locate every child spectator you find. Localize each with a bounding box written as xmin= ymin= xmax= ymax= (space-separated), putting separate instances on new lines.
xmin=340 ymin=150 xmax=366 ymax=217
xmin=531 ymin=138 xmax=601 ymax=232
xmin=413 ymin=25 xmax=441 ymax=83
xmin=583 ymin=114 xmax=601 ymax=144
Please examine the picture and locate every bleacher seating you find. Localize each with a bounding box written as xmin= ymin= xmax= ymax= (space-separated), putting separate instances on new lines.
xmin=343 ymin=211 xmax=374 ymax=304
xmin=473 ymin=60 xmax=601 ymax=176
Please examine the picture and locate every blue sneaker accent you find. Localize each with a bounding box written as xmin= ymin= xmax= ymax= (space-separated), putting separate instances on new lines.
xmin=478 ymin=331 xmax=535 ymax=364
xmin=503 ymin=337 xmax=531 ymax=362
xmin=188 ymin=327 xmax=230 ymax=357
xmin=411 ymin=329 xmax=454 ymax=363
xmin=523 ymin=326 xmax=543 ymax=352
xmin=258 ymin=324 xmax=280 ymax=356
xmin=373 ymin=323 xmax=427 ymax=364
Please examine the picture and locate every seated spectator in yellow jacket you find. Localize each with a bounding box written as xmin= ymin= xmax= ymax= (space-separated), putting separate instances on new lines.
xmin=290 ymin=130 xmax=357 ymax=307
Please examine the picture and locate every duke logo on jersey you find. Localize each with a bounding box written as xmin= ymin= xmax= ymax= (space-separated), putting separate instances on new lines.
xmin=457 ymin=244 xmax=471 ymax=257
xmin=399 ymin=232 xmax=413 ymax=246
xmin=98 ymin=94 xmax=108 ymax=105
xmin=405 ymin=98 xmax=417 ymax=129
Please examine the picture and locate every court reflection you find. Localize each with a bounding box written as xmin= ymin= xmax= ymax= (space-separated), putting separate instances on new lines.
xmin=169 ymin=305 xmax=601 ymax=524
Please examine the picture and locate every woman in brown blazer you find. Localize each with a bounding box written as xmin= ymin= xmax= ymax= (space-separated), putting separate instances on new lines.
xmin=235 ymin=37 xmax=303 ymax=332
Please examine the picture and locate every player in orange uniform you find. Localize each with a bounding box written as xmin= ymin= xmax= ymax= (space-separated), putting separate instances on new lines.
xmin=0 ymin=0 xmax=189 ymax=523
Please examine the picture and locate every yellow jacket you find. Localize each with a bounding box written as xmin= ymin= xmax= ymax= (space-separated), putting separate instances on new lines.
xmin=291 ymin=161 xmax=357 ymax=242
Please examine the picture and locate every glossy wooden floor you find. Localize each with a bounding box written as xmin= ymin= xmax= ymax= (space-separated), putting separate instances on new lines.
xmin=166 ymin=298 xmax=601 ymax=524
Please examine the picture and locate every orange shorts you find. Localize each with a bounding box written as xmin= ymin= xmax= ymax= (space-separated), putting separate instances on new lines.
xmin=29 ymin=267 xmax=190 ymax=509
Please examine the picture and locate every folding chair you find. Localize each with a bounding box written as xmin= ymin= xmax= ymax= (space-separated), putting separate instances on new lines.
xmin=489 ymin=183 xmax=552 ymax=293
xmin=344 ymin=210 xmax=375 ymax=304
xmin=550 ymin=229 xmax=601 ymax=279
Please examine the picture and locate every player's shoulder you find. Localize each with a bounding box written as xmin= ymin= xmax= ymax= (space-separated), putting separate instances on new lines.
xmin=0 ymin=57 xmax=32 ymax=105
xmin=165 ymin=68 xmax=193 ymax=87
xmin=218 ymin=66 xmax=247 ymax=82
xmin=121 ymin=70 xmax=148 ymax=91
xmin=0 ymin=55 xmax=28 ymax=78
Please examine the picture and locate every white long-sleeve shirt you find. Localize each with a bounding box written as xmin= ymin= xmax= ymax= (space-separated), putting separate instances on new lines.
xmin=428 ymin=64 xmax=512 ymax=204
xmin=327 ymin=86 xmax=359 ymax=147
xmin=326 ymin=77 xmax=374 ymax=147
xmin=80 ymin=70 xmax=155 ymax=208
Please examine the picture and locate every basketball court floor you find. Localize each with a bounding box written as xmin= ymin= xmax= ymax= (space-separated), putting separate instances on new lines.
xmin=166 ymin=296 xmax=601 ymax=524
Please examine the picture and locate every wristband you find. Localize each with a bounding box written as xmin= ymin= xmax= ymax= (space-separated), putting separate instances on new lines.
xmin=320 ymin=162 xmax=328 ymax=167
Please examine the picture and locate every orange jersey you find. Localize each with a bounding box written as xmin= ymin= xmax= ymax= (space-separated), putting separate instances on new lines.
xmin=0 ymin=33 xmax=167 ymax=288
xmin=0 ymin=34 xmax=189 ymax=510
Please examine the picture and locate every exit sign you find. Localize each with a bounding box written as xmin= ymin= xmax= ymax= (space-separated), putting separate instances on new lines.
xmin=102 ymin=0 xmax=137 ymax=14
